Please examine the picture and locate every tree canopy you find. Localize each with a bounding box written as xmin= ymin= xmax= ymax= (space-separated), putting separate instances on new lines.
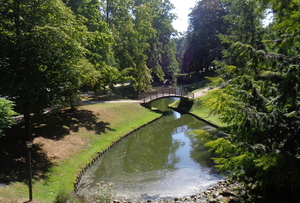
xmin=190 ymin=0 xmax=300 ymax=201
xmin=0 ymin=0 xmax=95 ymax=140
xmin=180 ymin=0 xmax=227 ymax=80
xmin=105 ymin=0 xmax=178 ymax=91
xmin=0 ymin=0 xmax=178 ymax=140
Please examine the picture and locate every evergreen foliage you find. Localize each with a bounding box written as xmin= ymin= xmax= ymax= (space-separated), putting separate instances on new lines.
xmin=193 ymin=0 xmax=300 ymax=202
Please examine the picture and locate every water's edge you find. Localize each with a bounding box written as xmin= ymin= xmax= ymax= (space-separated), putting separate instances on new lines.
xmin=74 ymin=99 xmax=225 ymax=202
xmin=73 ymin=114 xmax=164 ymax=193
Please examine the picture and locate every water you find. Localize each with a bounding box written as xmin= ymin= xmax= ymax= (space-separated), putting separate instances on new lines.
xmin=76 ymin=98 xmax=223 ymax=201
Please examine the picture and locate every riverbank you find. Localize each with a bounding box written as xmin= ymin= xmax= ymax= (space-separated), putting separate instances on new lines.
xmin=166 ymin=91 xmax=252 ymax=203
xmin=0 ymin=102 xmax=161 ymax=203
xmin=164 ymin=85 xmax=225 ymax=128
xmin=0 ymin=87 xmax=239 ymax=203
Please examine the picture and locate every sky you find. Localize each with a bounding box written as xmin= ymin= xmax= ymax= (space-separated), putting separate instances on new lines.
xmin=170 ymin=0 xmax=273 ymax=32
xmin=170 ymin=0 xmax=197 ymax=33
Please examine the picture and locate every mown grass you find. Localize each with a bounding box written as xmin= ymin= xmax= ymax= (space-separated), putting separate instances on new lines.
xmin=190 ymin=95 xmax=227 ymax=128
xmin=0 ymin=102 xmax=161 ymax=203
xmin=185 ymin=80 xmax=210 ymax=93
xmin=169 ymin=90 xmax=227 ymax=128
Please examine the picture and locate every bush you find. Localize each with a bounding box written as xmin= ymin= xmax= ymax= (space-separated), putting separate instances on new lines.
xmin=54 ymin=189 xmax=80 ymax=203
xmin=0 ymin=98 xmax=17 ymax=135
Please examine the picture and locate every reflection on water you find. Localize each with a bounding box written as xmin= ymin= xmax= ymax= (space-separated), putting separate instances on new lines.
xmin=76 ymin=98 xmax=223 ymax=201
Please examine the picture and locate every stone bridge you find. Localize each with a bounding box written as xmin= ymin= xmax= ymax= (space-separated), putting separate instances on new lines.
xmin=139 ymin=87 xmax=194 ymax=103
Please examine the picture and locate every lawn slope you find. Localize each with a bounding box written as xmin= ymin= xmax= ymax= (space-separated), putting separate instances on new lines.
xmin=0 ymin=103 xmax=161 ymax=203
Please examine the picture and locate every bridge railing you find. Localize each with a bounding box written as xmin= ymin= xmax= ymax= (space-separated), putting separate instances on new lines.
xmin=139 ymin=87 xmax=194 ymax=103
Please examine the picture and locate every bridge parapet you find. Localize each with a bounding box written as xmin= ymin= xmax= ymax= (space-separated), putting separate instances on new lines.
xmin=139 ymin=87 xmax=194 ymax=103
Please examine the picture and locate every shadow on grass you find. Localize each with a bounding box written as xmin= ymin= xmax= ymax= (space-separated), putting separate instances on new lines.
xmin=0 ymin=108 xmax=114 ymax=184
xmin=0 ymin=134 xmax=54 ymax=184
xmin=90 ymin=85 xmax=139 ymax=101
xmin=32 ymin=108 xmax=114 ymax=140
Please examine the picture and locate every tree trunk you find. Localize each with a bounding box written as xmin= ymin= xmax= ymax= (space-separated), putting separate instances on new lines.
xmin=106 ymin=0 xmax=109 ymax=23
xmin=23 ymin=102 xmax=32 ymax=141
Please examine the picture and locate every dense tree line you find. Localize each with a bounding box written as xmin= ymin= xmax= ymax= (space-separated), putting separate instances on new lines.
xmin=0 ymin=0 xmax=177 ymax=140
xmin=187 ymin=0 xmax=300 ymax=202
xmin=2 ymin=0 xmax=299 ymax=201
xmin=177 ymin=0 xmax=227 ymax=82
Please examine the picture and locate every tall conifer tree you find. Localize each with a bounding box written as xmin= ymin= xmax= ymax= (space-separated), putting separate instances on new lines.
xmin=195 ymin=0 xmax=300 ymax=201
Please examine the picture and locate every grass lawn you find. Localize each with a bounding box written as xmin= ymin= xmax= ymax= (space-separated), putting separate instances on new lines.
xmin=168 ymin=87 xmax=227 ymax=128
xmin=0 ymin=102 xmax=161 ymax=203
xmin=190 ymin=95 xmax=227 ymax=128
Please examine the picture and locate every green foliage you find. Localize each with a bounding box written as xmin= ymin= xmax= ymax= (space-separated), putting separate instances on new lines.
xmin=205 ymin=138 xmax=236 ymax=157
xmin=189 ymin=93 xmax=227 ymax=127
xmin=54 ymin=188 xmax=81 ymax=203
xmin=146 ymin=0 xmax=178 ymax=81
xmin=185 ymin=0 xmax=227 ymax=79
xmin=105 ymin=0 xmax=152 ymax=91
xmin=205 ymin=76 xmax=224 ymax=87
xmin=0 ymin=98 xmax=17 ymax=134
xmin=0 ymin=0 xmax=177 ymax=141
xmin=106 ymin=0 xmax=177 ymax=91
xmin=0 ymin=0 xmax=95 ymax=139
xmin=64 ymin=0 xmax=119 ymax=93
xmin=193 ymin=0 xmax=300 ymax=201
xmin=221 ymin=0 xmax=265 ymax=48
xmin=191 ymin=129 xmax=215 ymax=143
xmin=54 ymin=188 xmax=71 ymax=203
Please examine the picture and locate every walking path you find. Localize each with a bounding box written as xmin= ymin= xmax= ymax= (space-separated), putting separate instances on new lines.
xmin=82 ymin=99 xmax=141 ymax=105
xmin=192 ymin=87 xmax=211 ymax=99
xmin=83 ymin=87 xmax=211 ymax=105
xmin=13 ymin=87 xmax=211 ymax=123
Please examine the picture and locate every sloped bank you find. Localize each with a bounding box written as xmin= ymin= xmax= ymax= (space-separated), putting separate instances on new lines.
xmin=167 ymin=98 xmax=219 ymax=129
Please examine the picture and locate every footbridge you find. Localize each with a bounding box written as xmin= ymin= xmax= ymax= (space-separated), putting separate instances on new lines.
xmin=139 ymin=87 xmax=194 ymax=103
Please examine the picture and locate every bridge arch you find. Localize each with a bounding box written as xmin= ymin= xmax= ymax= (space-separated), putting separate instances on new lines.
xmin=139 ymin=87 xmax=194 ymax=103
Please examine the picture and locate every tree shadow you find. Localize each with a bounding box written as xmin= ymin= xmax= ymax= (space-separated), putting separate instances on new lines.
xmin=0 ymin=108 xmax=114 ymax=184
xmin=32 ymin=108 xmax=114 ymax=140
xmin=90 ymin=85 xmax=139 ymax=101
xmin=0 ymin=134 xmax=54 ymax=184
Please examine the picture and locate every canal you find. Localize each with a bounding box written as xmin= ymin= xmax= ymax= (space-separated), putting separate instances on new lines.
xmin=76 ymin=98 xmax=223 ymax=201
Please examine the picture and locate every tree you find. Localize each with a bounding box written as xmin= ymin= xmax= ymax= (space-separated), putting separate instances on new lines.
xmin=63 ymin=0 xmax=124 ymax=94
xmin=0 ymin=98 xmax=17 ymax=135
xmin=0 ymin=0 xmax=94 ymax=140
xmin=103 ymin=0 xmax=177 ymax=91
xmin=99 ymin=0 xmax=149 ymax=92
xmin=195 ymin=0 xmax=300 ymax=201
xmin=145 ymin=0 xmax=178 ymax=82
xmin=183 ymin=0 xmax=227 ymax=80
